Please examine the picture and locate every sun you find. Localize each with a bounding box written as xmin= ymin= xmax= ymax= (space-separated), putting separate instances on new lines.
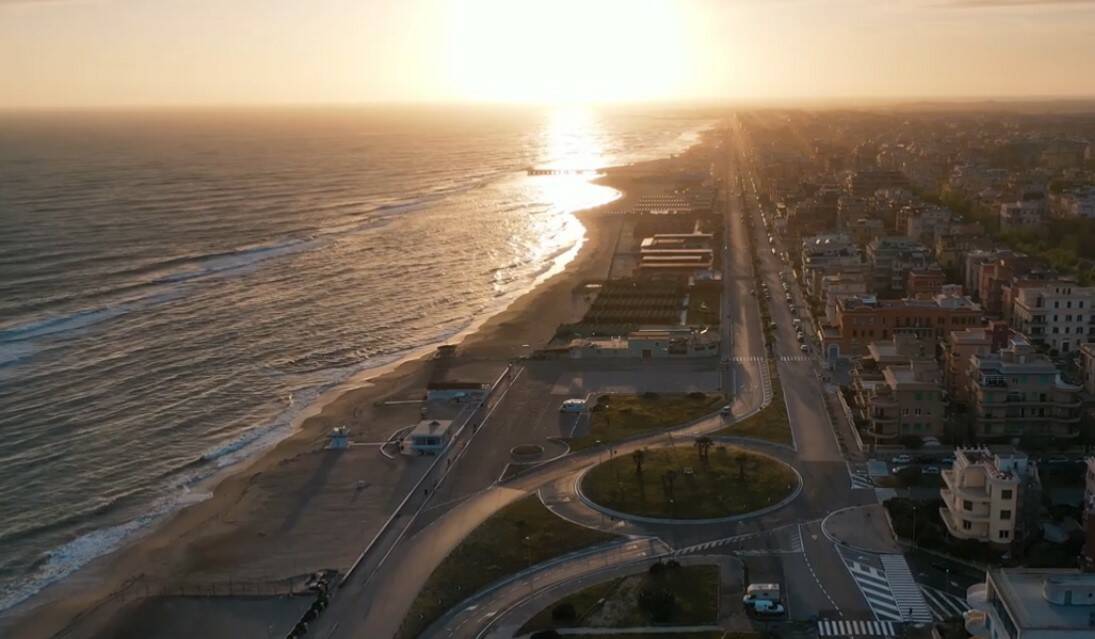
xmin=443 ymin=0 xmax=687 ymax=104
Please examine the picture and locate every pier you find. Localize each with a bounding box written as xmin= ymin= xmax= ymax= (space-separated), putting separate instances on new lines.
xmin=525 ymin=167 xmax=599 ymax=176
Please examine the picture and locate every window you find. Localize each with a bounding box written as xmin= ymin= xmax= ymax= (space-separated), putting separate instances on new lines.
xmin=1001 ymin=490 xmax=1013 ymax=500
xmin=962 ymin=520 xmax=972 ymax=530
xmin=963 ymin=500 xmax=973 ymax=510
xmin=999 ymin=530 xmax=1010 ymax=539
xmin=1000 ymin=510 xmax=1012 ymax=520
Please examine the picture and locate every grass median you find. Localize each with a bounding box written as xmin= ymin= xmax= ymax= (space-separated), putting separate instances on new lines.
xmin=580 ymin=445 xmax=797 ymax=519
xmin=716 ymin=360 xmax=792 ymax=445
xmin=569 ymin=393 xmax=725 ymax=451
xmin=519 ymin=563 xmax=719 ymax=635
xmin=398 ymin=494 xmax=618 ymax=638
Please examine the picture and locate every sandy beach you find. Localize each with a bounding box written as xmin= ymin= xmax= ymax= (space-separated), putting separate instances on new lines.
xmin=1 ymin=168 xmax=649 ymax=639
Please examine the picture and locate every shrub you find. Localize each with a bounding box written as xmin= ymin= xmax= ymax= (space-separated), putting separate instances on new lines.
xmin=638 ymin=587 xmax=676 ymax=623
xmin=551 ymin=603 xmax=577 ymax=624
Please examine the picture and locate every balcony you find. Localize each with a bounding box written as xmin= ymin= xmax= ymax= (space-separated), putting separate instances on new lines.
xmin=940 ymin=507 xmax=987 ymax=540
xmin=964 ymin=610 xmax=989 ymax=637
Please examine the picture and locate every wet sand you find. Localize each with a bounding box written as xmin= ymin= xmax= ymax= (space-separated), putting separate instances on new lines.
xmin=1 ymin=169 xmax=647 ymax=639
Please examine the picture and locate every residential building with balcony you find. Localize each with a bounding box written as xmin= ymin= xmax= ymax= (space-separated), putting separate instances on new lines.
xmin=965 ymin=568 xmax=1095 ymax=639
xmin=853 ymin=361 xmax=944 ymax=442
xmin=1079 ymin=343 xmax=1095 ymax=396
xmin=968 ymin=336 xmax=1083 ymax=440
xmin=1052 ymin=187 xmax=1095 ymax=220
xmin=999 ymin=196 xmax=1047 ymax=232
xmin=940 ymin=447 xmax=1034 ymax=545
xmin=821 ymin=290 xmax=982 ymax=359
xmin=945 ymin=322 xmax=1013 ymax=403
xmin=1011 ymin=282 xmax=1095 ymax=354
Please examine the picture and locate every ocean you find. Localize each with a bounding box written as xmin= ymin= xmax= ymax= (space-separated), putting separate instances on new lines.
xmin=0 ymin=105 xmax=710 ymax=612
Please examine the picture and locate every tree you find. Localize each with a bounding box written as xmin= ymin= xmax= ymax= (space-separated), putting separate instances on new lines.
xmin=661 ymin=469 xmax=678 ymax=502
xmin=694 ymin=436 xmax=714 ymax=462
xmin=631 ymin=449 xmax=646 ymax=475
xmin=551 ymin=603 xmax=577 ymax=625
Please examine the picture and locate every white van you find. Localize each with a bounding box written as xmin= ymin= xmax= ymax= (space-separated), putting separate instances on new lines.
xmin=559 ymin=398 xmax=587 ymax=413
xmin=743 ymin=583 xmax=781 ymax=604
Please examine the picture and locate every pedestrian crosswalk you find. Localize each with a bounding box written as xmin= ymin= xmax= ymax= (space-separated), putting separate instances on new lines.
xmin=817 ymin=619 xmax=896 ymax=637
xmin=728 ymin=355 xmax=767 ymax=362
xmin=790 ymin=525 xmax=804 ymax=552
xmin=778 ymin=354 xmax=812 ymax=362
xmin=675 ymin=533 xmax=754 ymax=555
xmin=880 ymin=555 xmax=934 ymax=623
xmin=920 ymin=585 xmax=971 ymax=621
xmin=846 ymin=561 xmax=905 ymax=621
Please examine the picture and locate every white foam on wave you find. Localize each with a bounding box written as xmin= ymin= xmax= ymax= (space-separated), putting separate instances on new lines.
xmin=0 ymin=485 xmax=212 ymax=614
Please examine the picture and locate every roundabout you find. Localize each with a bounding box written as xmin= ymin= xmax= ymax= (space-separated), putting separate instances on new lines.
xmin=578 ymin=444 xmax=800 ymax=522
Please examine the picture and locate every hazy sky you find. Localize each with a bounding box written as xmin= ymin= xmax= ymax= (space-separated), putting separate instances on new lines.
xmin=2 ymin=0 xmax=1095 ymax=108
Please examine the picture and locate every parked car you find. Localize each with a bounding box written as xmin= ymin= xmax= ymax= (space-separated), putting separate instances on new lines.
xmin=751 ymin=600 xmax=785 ymax=616
xmin=922 ymin=465 xmax=941 ymax=475
xmin=892 ymin=454 xmax=914 ymax=465
xmin=800 ymin=344 xmax=809 ymax=352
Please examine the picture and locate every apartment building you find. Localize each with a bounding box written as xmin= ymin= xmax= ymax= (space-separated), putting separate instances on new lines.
xmin=1003 ymin=199 xmax=1042 ymax=231
xmin=800 ymin=234 xmax=863 ymax=296
xmin=1052 ymin=187 xmax=1095 ymax=220
xmin=940 ymin=447 xmax=1032 ymax=545
xmin=866 ymin=236 xmax=932 ymax=295
xmin=967 ymin=336 xmax=1083 ymax=440
xmin=1080 ymin=343 xmax=1095 ymax=396
xmin=853 ymin=360 xmax=945 ymax=442
xmin=965 ymin=568 xmax=1095 ymax=639
xmin=821 ymin=291 xmax=982 ymax=358
xmin=945 ymin=322 xmax=1012 ymax=403
xmin=907 ymin=266 xmax=947 ymax=298
xmin=1011 ymin=282 xmax=1095 ymax=353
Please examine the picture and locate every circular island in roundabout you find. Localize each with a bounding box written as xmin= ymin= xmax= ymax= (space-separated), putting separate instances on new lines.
xmin=579 ymin=444 xmax=799 ymax=521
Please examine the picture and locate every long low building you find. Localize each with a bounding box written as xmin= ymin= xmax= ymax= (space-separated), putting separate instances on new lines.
xmin=567 ymin=327 xmax=719 ymax=359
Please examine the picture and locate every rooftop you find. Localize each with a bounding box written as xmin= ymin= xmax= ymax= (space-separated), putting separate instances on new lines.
xmin=990 ymin=568 xmax=1095 ymax=631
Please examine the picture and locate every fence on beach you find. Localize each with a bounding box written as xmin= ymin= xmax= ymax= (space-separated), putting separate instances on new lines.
xmin=49 ymin=574 xmax=308 ymax=639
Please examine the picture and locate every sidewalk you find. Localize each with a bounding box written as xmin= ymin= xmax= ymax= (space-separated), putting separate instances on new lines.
xmin=822 ymin=504 xmax=901 ymax=554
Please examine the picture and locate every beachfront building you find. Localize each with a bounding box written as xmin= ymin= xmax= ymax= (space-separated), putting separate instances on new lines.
xmin=967 ymin=336 xmax=1083 ymax=440
xmin=566 ymin=327 xmax=719 ymax=360
xmin=638 ymin=232 xmax=715 ymax=278
xmin=426 ymin=381 xmax=487 ymax=403
xmin=940 ymin=447 xmax=1034 ymax=545
xmin=404 ymin=419 xmax=454 ymax=455
xmin=965 ymin=568 xmax=1095 ymax=639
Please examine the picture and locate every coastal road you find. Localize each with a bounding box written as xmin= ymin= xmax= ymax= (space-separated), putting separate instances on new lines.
xmin=312 ymin=123 xmax=887 ymax=639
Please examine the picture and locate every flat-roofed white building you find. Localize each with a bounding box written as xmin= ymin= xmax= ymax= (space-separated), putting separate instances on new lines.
xmin=965 ymin=568 xmax=1095 ymax=639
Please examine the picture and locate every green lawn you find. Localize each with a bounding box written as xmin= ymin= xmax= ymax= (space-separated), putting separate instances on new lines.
xmin=581 ymin=445 xmax=797 ymax=519
xmin=570 ymin=393 xmax=725 ymax=451
xmin=687 ymin=282 xmax=722 ymax=327
xmin=519 ymin=564 xmax=720 ymax=634
xmin=715 ymin=362 xmax=792 ymax=445
xmin=398 ymin=495 xmax=618 ymax=638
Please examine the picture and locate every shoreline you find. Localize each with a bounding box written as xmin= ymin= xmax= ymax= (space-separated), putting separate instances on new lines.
xmin=0 ymin=168 xmax=641 ymax=639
